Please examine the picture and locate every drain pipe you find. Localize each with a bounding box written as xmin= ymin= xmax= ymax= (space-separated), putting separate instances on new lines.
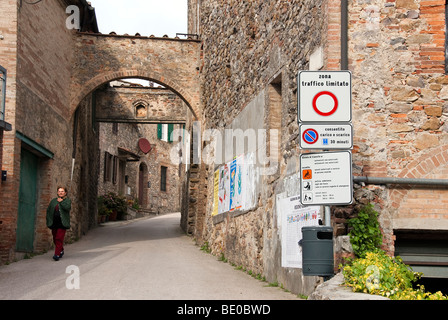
xmin=353 ymin=176 xmax=448 ymax=186
xmin=323 ymin=176 xmax=448 ymax=226
xmin=341 ymin=0 xmax=349 ymax=70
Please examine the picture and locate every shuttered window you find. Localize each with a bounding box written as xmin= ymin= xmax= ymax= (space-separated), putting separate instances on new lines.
xmin=160 ymin=166 xmax=167 ymax=191
xmin=157 ymin=124 xmax=174 ymax=143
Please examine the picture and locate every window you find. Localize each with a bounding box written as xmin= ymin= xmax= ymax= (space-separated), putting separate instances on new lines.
xmin=136 ymin=104 xmax=147 ymax=118
xmin=160 ymin=166 xmax=167 ymax=191
xmin=157 ymin=124 xmax=174 ymax=142
xmin=104 ymin=151 xmax=113 ymax=182
xmin=112 ymin=123 xmax=118 ymax=135
xmin=112 ymin=155 xmax=118 ymax=185
xmin=104 ymin=152 xmax=119 ymax=184
xmin=0 ymin=65 xmax=6 ymax=122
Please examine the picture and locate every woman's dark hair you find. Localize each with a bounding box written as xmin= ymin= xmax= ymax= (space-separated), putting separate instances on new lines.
xmin=57 ymin=186 xmax=68 ymax=194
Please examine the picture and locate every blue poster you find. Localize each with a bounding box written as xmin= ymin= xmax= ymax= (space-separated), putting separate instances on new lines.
xmin=229 ymin=159 xmax=237 ymax=211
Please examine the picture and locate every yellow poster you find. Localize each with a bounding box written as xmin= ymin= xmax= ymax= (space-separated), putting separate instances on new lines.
xmin=212 ymin=169 xmax=219 ymax=216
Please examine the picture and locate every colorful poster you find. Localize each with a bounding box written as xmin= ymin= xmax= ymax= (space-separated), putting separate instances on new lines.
xmin=233 ymin=155 xmax=244 ymax=211
xmin=218 ymin=164 xmax=230 ymax=214
xmin=229 ymin=159 xmax=237 ymax=211
xmin=280 ymin=195 xmax=320 ymax=268
xmin=212 ymin=169 xmax=219 ymax=216
xmin=215 ymin=152 xmax=257 ymax=215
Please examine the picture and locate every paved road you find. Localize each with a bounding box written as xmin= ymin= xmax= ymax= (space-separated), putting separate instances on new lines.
xmin=0 ymin=212 xmax=300 ymax=300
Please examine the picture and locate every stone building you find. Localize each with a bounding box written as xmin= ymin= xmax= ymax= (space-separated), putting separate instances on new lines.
xmin=96 ymin=80 xmax=191 ymax=215
xmin=2 ymin=0 xmax=447 ymax=297
xmin=0 ymin=0 xmax=100 ymax=263
xmin=0 ymin=0 xmax=200 ymax=265
xmin=187 ymin=0 xmax=448 ymax=295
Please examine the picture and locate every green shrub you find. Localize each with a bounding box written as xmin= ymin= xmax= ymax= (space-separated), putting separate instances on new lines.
xmin=348 ymin=203 xmax=382 ymax=258
xmin=342 ymin=250 xmax=447 ymax=300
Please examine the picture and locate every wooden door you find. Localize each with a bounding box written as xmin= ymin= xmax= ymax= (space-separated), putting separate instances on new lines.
xmin=16 ymin=149 xmax=38 ymax=252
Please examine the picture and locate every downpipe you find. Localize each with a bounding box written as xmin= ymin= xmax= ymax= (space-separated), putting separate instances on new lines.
xmin=353 ymin=176 xmax=448 ymax=187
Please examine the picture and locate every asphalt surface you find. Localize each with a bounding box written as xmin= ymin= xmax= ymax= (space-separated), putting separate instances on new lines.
xmin=0 ymin=212 xmax=301 ymax=300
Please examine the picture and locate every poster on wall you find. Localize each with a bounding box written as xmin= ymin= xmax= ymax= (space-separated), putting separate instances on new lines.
xmin=218 ymin=164 xmax=230 ymax=214
xmin=229 ymin=155 xmax=245 ymax=212
xmin=229 ymin=158 xmax=237 ymax=211
xmin=243 ymin=152 xmax=256 ymax=210
xmin=213 ymin=169 xmax=219 ymax=216
xmin=279 ymin=195 xmax=320 ymax=268
xmin=235 ymin=155 xmax=245 ymax=211
xmin=216 ymin=152 xmax=257 ymax=215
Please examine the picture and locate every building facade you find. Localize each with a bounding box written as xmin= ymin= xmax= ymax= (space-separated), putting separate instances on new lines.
xmin=96 ymin=81 xmax=191 ymax=215
xmin=0 ymin=0 xmax=99 ymax=263
xmin=188 ymin=0 xmax=448 ymax=295
xmin=1 ymin=0 xmax=447 ymax=296
xmin=0 ymin=0 xmax=199 ymax=265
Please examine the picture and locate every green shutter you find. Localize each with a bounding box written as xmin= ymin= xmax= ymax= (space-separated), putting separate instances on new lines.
xmin=168 ymin=124 xmax=174 ymax=143
xmin=157 ymin=124 xmax=162 ymax=140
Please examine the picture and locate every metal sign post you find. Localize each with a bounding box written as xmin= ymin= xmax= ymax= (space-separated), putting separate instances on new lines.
xmin=297 ymin=71 xmax=353 ymax=208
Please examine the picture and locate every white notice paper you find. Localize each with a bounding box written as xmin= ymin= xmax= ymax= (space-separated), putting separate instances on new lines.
xmin=280 ymin=195 xmax=320 ymax=268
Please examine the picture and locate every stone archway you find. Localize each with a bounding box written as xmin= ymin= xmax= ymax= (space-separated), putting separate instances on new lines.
xmin=70 ymin=70 xmax=201 ymax=121
xmin=389 ymin=145 xmax=448 ymax=229
xmin=70 ymin=32 xmax=204 ymax=235
xmin=71 ymin=33 xmax=202 ymax=121
xmin=377 ymin=146 xmax=448 ymax=254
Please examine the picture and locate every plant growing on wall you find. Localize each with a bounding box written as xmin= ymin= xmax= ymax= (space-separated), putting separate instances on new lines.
xmin=348 ymin=203 xmax=383 ymax=258
xmin=98 ymin=192 xmax=127 ymax=220
xmin=98 ymin=196 xmax=111 ymax=217
xmin=342 ymin=250 xmax=447 ymax=300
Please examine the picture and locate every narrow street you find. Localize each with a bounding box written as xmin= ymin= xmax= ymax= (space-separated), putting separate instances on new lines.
xmin=0 ymin=212 xmax=301 ymax=300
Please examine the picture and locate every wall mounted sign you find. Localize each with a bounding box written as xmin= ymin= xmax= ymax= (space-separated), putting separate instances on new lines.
xmin=300 ymin=151 xmax=353 ymax=206
xmin=298 ymin=71 xmax=352 ymax=123
xmin=138 ymin=138 xmax=152 ymax=154
xmin=299 ymin=123 xmax=353 ymax=150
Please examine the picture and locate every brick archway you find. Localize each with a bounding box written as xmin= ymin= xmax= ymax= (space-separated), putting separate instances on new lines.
xmin=71 ymin=33 xmax=202 ymax=121
xmin=389 ymin=145 xmax=448 ymax=229
xmin=70 ymin=69 xmax=200 ymax=120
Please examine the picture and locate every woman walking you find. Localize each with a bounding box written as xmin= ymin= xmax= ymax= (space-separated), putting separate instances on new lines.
xmin=46 ymin=186 xmax=71 ymax=261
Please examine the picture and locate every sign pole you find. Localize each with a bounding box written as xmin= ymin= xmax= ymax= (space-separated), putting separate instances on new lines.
xmin=324 ymin=206 xmax=331 ymax=227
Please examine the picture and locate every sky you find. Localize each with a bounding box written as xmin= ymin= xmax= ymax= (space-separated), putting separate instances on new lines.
xmin=89 ymin=0 xmax=188 ymax=38
xmin=88 ymin=0 xmax=188 ymax=86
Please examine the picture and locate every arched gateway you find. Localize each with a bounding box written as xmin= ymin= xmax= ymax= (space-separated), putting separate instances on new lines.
xmin=71 ymin=33 xmax=202 ymax=120
xmin=71 ymin=32 xmax=204 ymax=236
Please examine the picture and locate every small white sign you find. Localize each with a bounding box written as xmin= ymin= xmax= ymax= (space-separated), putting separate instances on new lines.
xmin=299 ymin=123 xmax=353 ymax=150
xmin=298 ymin=71 xmax=352 ymax=122
xmin=300 ymin=151 xmax=353 ymax=206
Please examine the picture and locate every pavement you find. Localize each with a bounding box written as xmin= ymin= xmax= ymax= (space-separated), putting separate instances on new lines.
xmin=0 ymin=212 xmax=301 ymax=300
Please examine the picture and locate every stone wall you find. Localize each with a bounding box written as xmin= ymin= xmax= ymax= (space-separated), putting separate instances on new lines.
xmin=0 ymin=0 xmax=99 ymax=264
xmin=348 ymin=0 xmax=448 ymax=254
xmin=0 ymin=0 xmax=19 ymax=263
xmin=0 ymin=0 xmax=79 ymax=263
xmin=191 ymin=0 xmax=448 ymax=296
xmin=192 ymin=0 xmax=330 ymax=296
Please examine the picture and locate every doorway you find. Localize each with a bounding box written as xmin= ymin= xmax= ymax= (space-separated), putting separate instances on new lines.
xmin=16 ymin=148 xmax=38 ymax=252
xmin=138 ymin=162 xmax=148 ymax=208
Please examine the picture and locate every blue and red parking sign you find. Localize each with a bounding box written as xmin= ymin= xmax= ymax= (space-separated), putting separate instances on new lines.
xmin=302 ymin=128 xmax=319 ymax=145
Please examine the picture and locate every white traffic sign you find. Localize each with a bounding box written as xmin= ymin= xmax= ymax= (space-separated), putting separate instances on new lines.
xmin=299 ymin=123 xmax=353 ymax=150
xmin=300 ymin=151 xmax=353 ymax=206
xmin=298 ymin=71 xmax=351 ymax=122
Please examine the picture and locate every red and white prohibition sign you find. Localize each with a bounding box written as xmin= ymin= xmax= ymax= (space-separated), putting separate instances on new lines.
xmin=312 ymin=91 xmax=338 ymax=117
xmin=302 ymin=128 xmax=319 ymax=145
